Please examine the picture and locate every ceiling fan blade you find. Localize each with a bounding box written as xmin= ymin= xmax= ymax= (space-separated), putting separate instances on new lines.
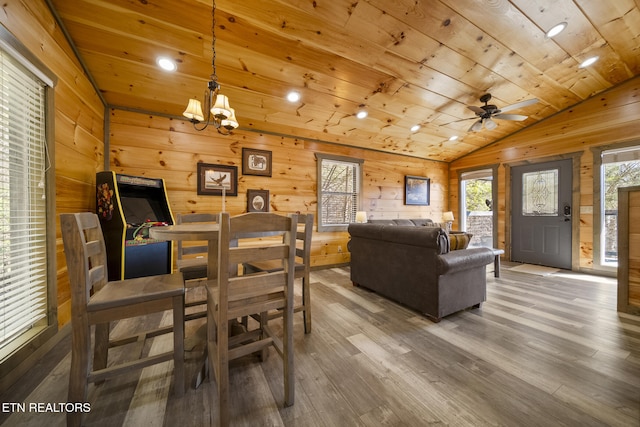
xmin=467 ymin=105 xmax=485 ymax=114
xmin=493 ymin=113 xmax=528 ymax=121
xmin=498 ymin=98 xmax=538 ymax=113
xmin=444 ymin=117 xmax=477 ymax=125
xmin=468 ymin=119 xmax=483 ymax=132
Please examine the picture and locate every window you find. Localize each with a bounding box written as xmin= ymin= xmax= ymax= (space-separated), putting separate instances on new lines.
xmin=599 ymin=146 xmax=640 ymax=267
xmin=0 ymin=34 xmax=55 ymax=361
xmin=316 ymin=154 xmax=363 ymax=232
xmin=459 ymin=167 xmax=496 ymax=248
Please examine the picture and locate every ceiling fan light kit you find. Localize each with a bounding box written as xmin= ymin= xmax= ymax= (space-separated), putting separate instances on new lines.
xmin=182 ymin=0 xmax=238 ymax=134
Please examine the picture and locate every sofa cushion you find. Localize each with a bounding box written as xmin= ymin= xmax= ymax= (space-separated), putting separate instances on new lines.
xmin=368 ymin=218 xmax=433 ymax=226
xmin=410 ymin=218 xmax=434 ymax=226
xmin=424 ymin=221 xmax=448 ymax=229
xmin=348 ymin=224 xmax=448 ymax=254
xmin=393 ymin=219 xmax=416 ymax=226
xmin=449 ymin=232 xmax=473 ymax=250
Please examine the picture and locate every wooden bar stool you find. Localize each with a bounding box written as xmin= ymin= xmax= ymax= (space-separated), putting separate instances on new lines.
xmin=243 ymin=213 xmax=313 ymax=333
xmin=207 ymin=212 xmax=297 ymax=426
xmin=60 ymin=212 xmax=185 ymax=427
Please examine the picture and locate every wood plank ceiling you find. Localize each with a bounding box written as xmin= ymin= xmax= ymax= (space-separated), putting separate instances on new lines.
xmin=47 ymin=0 xmax=640 ymax=162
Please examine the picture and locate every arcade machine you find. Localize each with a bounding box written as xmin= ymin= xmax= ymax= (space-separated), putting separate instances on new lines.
xmin=96 ymin=171 xmax=174 ymax=280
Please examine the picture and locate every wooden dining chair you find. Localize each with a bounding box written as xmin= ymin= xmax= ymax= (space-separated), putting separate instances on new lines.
xmin=60 ymin=212 xmax=185 ymax=427
xmin=243 ymin=213 xmax=314 ymax=333
xmin=176 ymin=212 xmax=217 ymax=321
xmin=207 ymin=212 xmax=297 ymax=426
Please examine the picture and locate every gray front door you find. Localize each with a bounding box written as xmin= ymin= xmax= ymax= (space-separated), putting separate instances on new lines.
xmin=511 ymin=159 xmax=572 ymax=269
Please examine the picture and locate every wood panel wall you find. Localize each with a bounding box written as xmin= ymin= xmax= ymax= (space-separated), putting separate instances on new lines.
xmin=0 ymin=1 xmax=105 ymax=329
xmin=0 ymin=0 xmax=104 ymax=392
xmin=450 ymin=76 xmax=640 ymax=273
xmin=108 ymin=109 xmax=449 ymax=269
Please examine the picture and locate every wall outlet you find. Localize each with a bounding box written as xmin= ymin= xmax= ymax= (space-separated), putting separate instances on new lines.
xmin=337 ymin=245 xmax=342 ymax=253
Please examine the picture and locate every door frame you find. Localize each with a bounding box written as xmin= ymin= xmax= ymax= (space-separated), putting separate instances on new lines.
xmin=504 ymin=152 xmax=582 ymax=271
xmin=457 ymin=164 xmax=499 ymax=248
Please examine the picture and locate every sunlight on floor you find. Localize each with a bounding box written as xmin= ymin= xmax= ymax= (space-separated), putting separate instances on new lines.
xmin=553 ymin=272 xmax=617 ymax=285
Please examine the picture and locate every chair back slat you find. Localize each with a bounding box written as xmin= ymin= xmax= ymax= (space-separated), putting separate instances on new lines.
xmin=229 ymin=212 xmax=293 ymax=235
xmin=228 ymin=271 xmax=289 ymax=301
xmin=88 ymin=265 xmax=106 ymax=289
xmin=229 ymin=244 xmax=288 ymax=265
xmin=85 ymin=240 xmax=102 ymax=258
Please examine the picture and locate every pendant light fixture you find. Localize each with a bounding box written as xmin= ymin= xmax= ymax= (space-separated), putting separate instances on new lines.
xmin=183 ymin=0 xmax=238 ymax=134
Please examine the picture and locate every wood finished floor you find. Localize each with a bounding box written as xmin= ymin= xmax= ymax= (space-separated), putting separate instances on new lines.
xmin=2 ymin=264 xmax=639 ymax=426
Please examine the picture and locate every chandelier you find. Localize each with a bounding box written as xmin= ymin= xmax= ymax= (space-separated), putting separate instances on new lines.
xmin=182 ymin=0 xmax=238 ymax=134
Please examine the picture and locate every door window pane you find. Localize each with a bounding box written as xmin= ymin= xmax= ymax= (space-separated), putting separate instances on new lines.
xmin=522 ymin=170 xmax=558 ymax=216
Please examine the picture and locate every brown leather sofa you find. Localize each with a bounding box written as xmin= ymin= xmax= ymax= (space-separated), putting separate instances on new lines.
xmin=347 ymin=222 xmax=494 ymax=322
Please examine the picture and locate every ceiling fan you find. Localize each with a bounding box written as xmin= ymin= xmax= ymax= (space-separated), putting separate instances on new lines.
xmin=466 ymin=93 xmax=538 ymax=132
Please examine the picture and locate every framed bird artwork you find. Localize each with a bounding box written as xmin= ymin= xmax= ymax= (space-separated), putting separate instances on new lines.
xmin=197 ymin=162 xmax=238 ymax=196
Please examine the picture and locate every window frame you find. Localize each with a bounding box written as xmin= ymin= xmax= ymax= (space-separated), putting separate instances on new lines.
xmin=0 ymin=25 xmax=57 ymax=379
xmin=315 ymin=153 xmax=363 ymax=232
xmin=592 ymin=142 xmax=640 ymax=274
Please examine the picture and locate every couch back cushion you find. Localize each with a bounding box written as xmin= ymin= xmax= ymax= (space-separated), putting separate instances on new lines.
xmin=392 ymin=219 xmax=416 ymax=226
xmin=367 ymin=218 xmax=434 ymax=227
xmin=348 ymin=223 xmax=449 ymax=254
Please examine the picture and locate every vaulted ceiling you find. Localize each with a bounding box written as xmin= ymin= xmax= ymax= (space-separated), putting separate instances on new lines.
xmin=48 ymin=0 xmax=640 ymax=162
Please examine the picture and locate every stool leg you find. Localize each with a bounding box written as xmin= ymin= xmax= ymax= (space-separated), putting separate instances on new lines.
xmin=302 ymin=277 xmax=311 ymax=333
xmin=173 ymin=294 xmax=185 ymax=397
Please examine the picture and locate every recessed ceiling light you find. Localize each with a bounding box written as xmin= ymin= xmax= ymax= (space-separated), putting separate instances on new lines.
xmin=356 ymin=110 xmax=368 ymax=119
xmin=157 ymin=57 xmax=177 ymax=72
xmin=545 ymin=22 xmax=567 ymax=38
xmin=449 ymin=135 xmax=458 ymax=141
xmin=410 ymin=125 xmax=420 ymax=132
xmin=287 ymin=91 xmax=301 ymax=102
xmin=579 ymin=56 xmax=599 ymax=68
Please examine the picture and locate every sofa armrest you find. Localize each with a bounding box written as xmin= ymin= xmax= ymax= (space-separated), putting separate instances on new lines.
xmin=437 ymin=247 xmax=494 ymax=275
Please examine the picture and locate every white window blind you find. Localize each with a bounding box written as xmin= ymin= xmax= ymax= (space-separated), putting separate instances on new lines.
xmin=0 ymin=49 xmax=48 ymax=351
xmin=317 ymin=154 xmax=362 ymax=231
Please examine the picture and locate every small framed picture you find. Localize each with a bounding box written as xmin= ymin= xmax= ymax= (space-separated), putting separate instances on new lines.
xmin=197 ymin=163 xmax=238 ymax=196
xmin=247 ymin=189 xmax=269 ymax=212
xmin=405 ymin=175 xmax=430 ymax=206
xmin=242 ymin=148 xmax=272 ymax=177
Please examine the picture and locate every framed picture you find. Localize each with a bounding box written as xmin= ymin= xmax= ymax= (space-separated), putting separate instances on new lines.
xmin=197 ymin=163 xmax=238 ymax=196
xmin=247 ymin=189 xmax=269 ymax=212
xmin=405 ymin=175 xmax=430 ymax=205
xmin=242 ymin=148 xmax=272 ymax=177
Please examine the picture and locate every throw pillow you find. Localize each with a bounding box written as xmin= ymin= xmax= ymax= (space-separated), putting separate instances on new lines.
xmin=449 ymin=232 xmax=472 ymax=250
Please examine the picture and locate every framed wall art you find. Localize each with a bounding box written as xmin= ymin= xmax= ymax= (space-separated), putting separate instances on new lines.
xmin=247 ymin=189 xmax=269 ymax=212
xmin=404 ymin=175 xmax=430 ymax=206
xmin=197 ymin=163 xmax=238 ymax=196
xmin=242 ymin=148 xmax=272 ymax=177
